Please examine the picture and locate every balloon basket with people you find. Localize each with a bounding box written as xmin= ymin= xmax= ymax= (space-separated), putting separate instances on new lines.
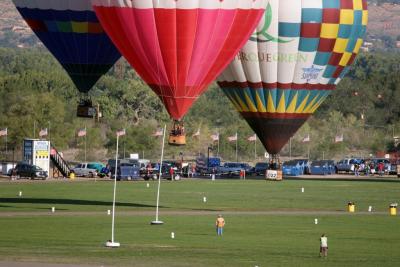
xmin=76 ymin=97 xmax=101 ymax=119
xmin=168 ymin=120 xmax=186 ymax=146
xmin=265 ymin=154 xmax=283 ymax=181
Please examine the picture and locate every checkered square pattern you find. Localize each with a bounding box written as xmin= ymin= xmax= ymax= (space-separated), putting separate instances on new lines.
xmin=295 ymin=0 xmax=369 ymax=81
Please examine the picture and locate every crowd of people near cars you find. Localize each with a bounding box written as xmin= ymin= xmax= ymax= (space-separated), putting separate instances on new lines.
xmin=353 ymin=160 xmax=387 ymax=176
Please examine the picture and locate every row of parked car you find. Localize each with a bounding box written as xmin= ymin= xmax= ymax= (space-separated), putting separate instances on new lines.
xmin=200 ymin=158 xmax=399 ymax=177
xmin=7 ymin=156 xmax=399 ymax=181
xmin=282 ymin=158 xmax=398 ymax=176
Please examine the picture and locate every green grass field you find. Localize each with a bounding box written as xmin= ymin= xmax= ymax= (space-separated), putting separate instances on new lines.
xmin=0 ymin=179 xmax=399 ymax=266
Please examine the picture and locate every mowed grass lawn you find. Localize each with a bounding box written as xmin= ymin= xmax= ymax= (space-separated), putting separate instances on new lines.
xmin=0 ymin=179 xmax=399 ymax=266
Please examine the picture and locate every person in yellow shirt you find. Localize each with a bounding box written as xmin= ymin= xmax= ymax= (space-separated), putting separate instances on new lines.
xmin=216 ymin=215 xmax=225 ymax=236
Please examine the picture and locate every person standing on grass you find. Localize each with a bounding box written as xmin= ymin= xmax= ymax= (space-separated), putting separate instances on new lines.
xmin=216 ymin=215 xmax=225 ymax=236
xmin=320 ymin=234 xmax=328 ymax=257
xmin=169 ymin=166 xmax=175 ymax=180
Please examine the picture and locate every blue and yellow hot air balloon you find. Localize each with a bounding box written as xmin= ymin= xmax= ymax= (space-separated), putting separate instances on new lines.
xmin=218 ymin=0 xmax=368 ymax=155
xmin=13 ymin=0 xmax=121 ymax=117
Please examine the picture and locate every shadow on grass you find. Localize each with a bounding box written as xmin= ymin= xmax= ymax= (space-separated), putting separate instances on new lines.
xmin=0 ymin=198 xmax=164 ymax=208
xmin=190 ymin=208 xmax=222 ymax=212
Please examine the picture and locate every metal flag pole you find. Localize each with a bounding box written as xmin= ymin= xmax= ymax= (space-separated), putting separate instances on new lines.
xmin=106 ymin=132 xmax=120 ymax=248
xmin=84 ymin=127 xmax=87 ymax=162
xmin=48 ymin=121 xmax=51 ymax=143
xmin=235 ymin=133 xmax=238 ymax=162
xmin=217 ymin=135 xmax=220 ymax=157
xmin=5 ymin=128 xmax=8 ymax=160
xmin=254 ymin=136 xmax=257 ymax=160
xmin=151 ymin=124 xmax=167 ymax=225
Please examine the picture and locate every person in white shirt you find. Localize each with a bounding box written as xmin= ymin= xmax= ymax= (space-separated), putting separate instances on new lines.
xmin=320 ymin=234 xmax=328 ymax=257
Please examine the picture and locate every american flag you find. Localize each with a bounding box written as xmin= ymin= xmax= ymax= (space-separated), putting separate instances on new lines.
xmin=210 ymin=133 xmax=219 ymax=142
xmin=334 ymin=134 xmax=344 ymax=143
xmin=152 ymin=128 xmax=163 ymax=137
xmin=116 ymin=128 xmax=126 ymax=137
xmin=192 ymin=128 xmax=200 ymax=137
xmin=77 ymin=128 xmax=86 ymax=137
xmin=39 ymin=128 xmax=48 ymax=137
xmin=247 ymin=134 xmax=256 ymax=142
xmin=228 ymin=133 xmax=237 ymax=142
xmin=0 ymin=128 xmax=7 ymax=137
xmin=302 ymin=134 xmax=310 ymax=143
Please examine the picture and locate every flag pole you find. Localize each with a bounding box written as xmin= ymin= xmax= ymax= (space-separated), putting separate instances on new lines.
xmin=235 ymin=133 xmax=238 ymax=162
xmin=217 ymin=132 xmax=220 ymax=157
xmin=48 ymin=121 xmax=51 ymax=143
xmin=84 ymin=126 xmax=87 ymax=162
xmin=254 ymin=136 xmax=257 ymax=160
xmin=105 ymin=131 xmax=120 ymax=247
xmin=151 ymin=124 xmax=166 ymax=225
xmin=5 ymin=128 xmax=8 ymax=160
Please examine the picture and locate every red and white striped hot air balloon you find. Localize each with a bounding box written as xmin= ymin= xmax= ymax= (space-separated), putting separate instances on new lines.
xmin=92 ymin=0 xmax=267 ymax=145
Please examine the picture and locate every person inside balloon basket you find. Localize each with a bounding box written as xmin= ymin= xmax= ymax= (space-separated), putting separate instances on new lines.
xmin=215 ymin=214 xmax=225 ymax=236
xmin=269 ymin=159 xmax=278 ymax=170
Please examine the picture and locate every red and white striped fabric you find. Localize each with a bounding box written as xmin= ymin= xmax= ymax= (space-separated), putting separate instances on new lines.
xmin=302 ymin=135 xmax=310 ymax=143
xmin=116 ymin=128 xmax=126 ymax=137
xmin=0 ymin=128 xmax=7 ymax=137
xmin=334 ymin=134 xmax=343 ymax=143
xmin=210 ymin=133 xmax=219 ymax=142
xmin=77 ymin=128 xmax=87 ymax=137
xmin=247 ymin=134 xmax=256 ymax=142
xmin=39 ymin=128 xmax=48 ymax=137
xmin=92 ymin=0 xmax=267 ymax=120
xmin=192 ymin=128 xmax=200 ymax=137
xmin=228 ymin=133 xmax=237 ymax=142
xmin=152 ymin=128 xmax=164 ymax=137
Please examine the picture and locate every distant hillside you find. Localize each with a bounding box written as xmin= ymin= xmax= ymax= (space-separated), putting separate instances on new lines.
xmin=1 ymin=1 xmax=400 ymax=50
xmin=368 ymin=2 xmax=400 ymax=39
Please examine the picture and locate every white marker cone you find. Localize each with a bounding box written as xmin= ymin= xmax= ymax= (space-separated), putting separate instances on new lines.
xmin=146 ymin=183 xmax=150 ymax=188
xmin=107 ymin=210 xmax=111 ymax=215
xmin=368 ymin=206 xmax=372 ymax=212
xmin=51 ymin=207 xmax=55 ymax=213
xmin=203 ymin=197 xmax=207 ymax=203
xmin=18 ymin=191 xmax=22 ymax=197
xmin=314 ymin=218 xmax=318 ymax=224
xmin=171 ymin=232 xmax=175 ymax=239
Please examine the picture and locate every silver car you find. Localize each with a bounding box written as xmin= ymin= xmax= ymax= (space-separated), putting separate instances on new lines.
xmin=72 ymin=163 xmax=98 ymax=177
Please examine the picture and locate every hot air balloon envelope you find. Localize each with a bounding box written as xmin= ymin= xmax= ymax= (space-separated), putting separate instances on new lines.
xmin=92 ymin=0 xmax=267 ymax=121
xmin=13 ymin=0 xmax=121 ymax=95
xmin=218 ymin=0 xmax=368 ymax=154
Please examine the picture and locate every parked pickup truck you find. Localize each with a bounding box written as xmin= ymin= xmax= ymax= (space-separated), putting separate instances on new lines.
xmin=72 ymin=162 xmax=103 ymax=177
xmin=335 ymin=158 xmax=363 ymax=173
xmin=219 ymin=162 xmax=252 ymax=177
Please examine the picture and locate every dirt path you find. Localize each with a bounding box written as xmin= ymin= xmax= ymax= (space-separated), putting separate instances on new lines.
xmin=0 ymin=262 xmax=107 ymax=267
xmin=0 ymin=210 xmax=387 ymax=217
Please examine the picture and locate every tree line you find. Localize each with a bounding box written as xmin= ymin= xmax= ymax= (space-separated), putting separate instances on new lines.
xmin=0 ymin=47 xmax=399 ymax=163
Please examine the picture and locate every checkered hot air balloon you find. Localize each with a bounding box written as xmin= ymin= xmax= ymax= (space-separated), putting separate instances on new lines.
xmin=218 ymin=0 xmax=368 ymax=155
